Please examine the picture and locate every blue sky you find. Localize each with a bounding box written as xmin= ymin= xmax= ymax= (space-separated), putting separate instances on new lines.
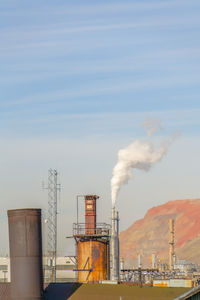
xmin=1 ymin=0 xmax=200 ymax=137
xmin=0 ymin=0 xmax=200 ymax=255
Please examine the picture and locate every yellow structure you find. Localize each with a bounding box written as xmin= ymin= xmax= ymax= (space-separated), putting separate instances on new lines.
xmin=153 ymin=279 xmax=192 ymax=288
xmin=77 ymin=240 xmax=108 ymax=282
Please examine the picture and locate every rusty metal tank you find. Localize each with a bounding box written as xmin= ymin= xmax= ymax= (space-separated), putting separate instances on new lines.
xmin=7 ymin=209 xmax=44 ymax=300
xmin=77 ymin=239 xmax=108 ymax=282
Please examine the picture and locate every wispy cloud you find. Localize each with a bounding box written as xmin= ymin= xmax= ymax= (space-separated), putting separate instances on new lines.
xmin=1 ymin=12 xmax=199 ymax=45
xmin=1 ymin=46 xmax=200 ymax=84
xmin=1 ymin=108 xmax=200 ymax=139
xmin=0 ymin=0 xmax=199 ymax=137
xmin=47 ymin=0 xmax=197 ymax=15
xmin=2 ymin=72 xmax=200 ymax=107
xmin=0 ymin=0 xmax=197 ymax=16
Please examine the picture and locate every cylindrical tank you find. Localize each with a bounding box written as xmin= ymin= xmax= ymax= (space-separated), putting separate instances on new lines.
xmin=77 ymin=240 xmax=108 ymax=282
xmin=8 ymin=209 xmax=44 ymax=300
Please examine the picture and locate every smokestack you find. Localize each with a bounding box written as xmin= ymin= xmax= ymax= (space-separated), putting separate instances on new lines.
xmin=85 ymin=195 xmax=98 ymax=234
xmin=151 ymin=253 xmax=156 ymax=269
xmin=120 ymin=257 xmax=124 ymax=271
xmin=138 ymin=254 xmax=142 ymax=268
xmin=120 ymin=257 xmax=125 ymax=281
xmin=169 ymin=218 xmax=175 ymax=270
xmin=151 ymin=254 xmax=156 ymax=269
xmin=110 ymin=207 xmax=120 ymax=281
xmin=8 ymin=209 xmax=44 ymax=300
xmin=116 ymin=211 xmax=120 ymax=277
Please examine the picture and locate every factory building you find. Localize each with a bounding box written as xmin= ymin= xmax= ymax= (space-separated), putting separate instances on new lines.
xmin=43 ymin=256 xmax=76 ymax=282
xmin=0 ymin=257 xmax=10 ymax=282
xmin=0 ymin=256 xmax=76 ymax=283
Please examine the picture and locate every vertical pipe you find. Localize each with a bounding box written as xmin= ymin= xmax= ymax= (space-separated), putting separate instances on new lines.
xmin=139 ymin=267 xmax=142 ymax=287
xmin=116 ymin=211 xmax=119 ymax=236
xmin=54 ymin=170 xmax=57 ymax=283
xmin=77 ymin=196 xmax=78 ymax=227
xmin=120 ymin=257 xmax=124 ymax=281
xmin=120 ymin=257 xmax=124 ymax=272
xmin=169 ymin=219 xmax=175 ymax=270
xmin=138 ymin=254 xmax=142 ymax=268
xmin=112 ymin=206 xmax=115 ymax=236
xmin=116 ymin=211 xmax=120 ymax=279
xmin=8 ymin=209 xmax=44 ymax=300
xmin=107 ymin=241 xmax=110 ymax=280
xmin=85 ymin=195 xmax=98 ymax=234
xmin=110 ymin=206 xmax=115 ymax=281
xmin=75 ymin=240 xmax=78 ymax=282
xmin=110 ymin=207 xmax=119 ymax=281
xmin=76 ymin=195 xmax=84 ymax=234
xmin=151 ymin=254 xmax=156 ymax=269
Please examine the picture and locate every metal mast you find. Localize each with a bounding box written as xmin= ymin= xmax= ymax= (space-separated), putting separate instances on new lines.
xmin=47 ymin=169 xmax=60 ymax=282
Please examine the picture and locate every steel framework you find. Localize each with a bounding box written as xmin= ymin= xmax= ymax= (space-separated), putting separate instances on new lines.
xmin=47 ymin=169 xmax=60 ymax=282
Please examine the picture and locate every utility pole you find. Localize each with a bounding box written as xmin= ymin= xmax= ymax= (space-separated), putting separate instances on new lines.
xmin=46 ymin=169 xmax=60 ymax=282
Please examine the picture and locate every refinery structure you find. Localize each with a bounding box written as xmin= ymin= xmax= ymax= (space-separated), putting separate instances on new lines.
xmin=1 ymin=170 xmax=200 ymax=299
xmin=73 ymin=194 xmax=111 ymax=282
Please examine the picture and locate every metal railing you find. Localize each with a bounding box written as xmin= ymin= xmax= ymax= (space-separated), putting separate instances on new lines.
xmin=73 ymin=223 xmax=110 ymax=236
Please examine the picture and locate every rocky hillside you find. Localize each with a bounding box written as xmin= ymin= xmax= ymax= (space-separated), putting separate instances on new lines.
xmin=120 ymin=199 xmax=200 ymax=267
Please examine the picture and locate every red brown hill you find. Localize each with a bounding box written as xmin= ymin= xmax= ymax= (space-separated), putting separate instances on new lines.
xmin=120 ymin=199 xmax=200 ymax=267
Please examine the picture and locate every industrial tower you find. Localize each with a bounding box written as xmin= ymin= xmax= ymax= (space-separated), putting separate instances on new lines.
xmin=169 ymin=218 xmax=176 ymax=270
xmin=47 ymin=169 xmax=60 ymax=282
xmin=110 ymin=207 xmax=120 ymax=281
xmin=73 ymin=195 xmax=110 ymax=282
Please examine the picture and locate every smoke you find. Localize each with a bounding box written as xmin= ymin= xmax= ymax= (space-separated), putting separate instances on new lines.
xmin=142 ymin=116 xmax=163 ymax=137
xmin=111 ymin=120 xmax=179 ymax=207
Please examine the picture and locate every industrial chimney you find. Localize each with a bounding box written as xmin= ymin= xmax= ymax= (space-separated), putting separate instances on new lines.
xmin=110 ymin=207 xmax=120 ymax=281
xmin=85 ymin=194 xmax=98 ymax=234
xmin=151 ymin=254 xmax=156 ymax=269
xmin=169 ymin=218 xmax=176 ymax=270
xmin=120 ymin=257 xmax=125 ymax=281
xmin=8 ymin=209 xmax=44 ymax=300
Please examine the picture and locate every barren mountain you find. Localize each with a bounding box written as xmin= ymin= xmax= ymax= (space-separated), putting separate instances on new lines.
xmin=120 ymin=199 xmax=200 ymax=267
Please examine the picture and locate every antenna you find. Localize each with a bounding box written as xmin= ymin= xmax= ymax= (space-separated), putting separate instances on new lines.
xmin=44 ymin=169 xmax=61 ymax=283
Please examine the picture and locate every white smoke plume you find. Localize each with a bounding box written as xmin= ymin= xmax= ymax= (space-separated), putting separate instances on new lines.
xmin=142 ymin=116 xmax=163 ymax=137
xmin=111 ymin=123 xmax=179 ymax=207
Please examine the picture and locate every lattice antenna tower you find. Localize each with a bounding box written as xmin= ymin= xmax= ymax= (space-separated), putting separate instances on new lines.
xmin=47 ymin=169 xmax=60 ymax=283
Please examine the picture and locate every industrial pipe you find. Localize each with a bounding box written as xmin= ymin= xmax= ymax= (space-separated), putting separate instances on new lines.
xmin=8 ymin=209 xmax=44 ymax=300
xmin=110 ymin=207 xmax=119 ymax=281
xmin=169 ymin=218 xmax=175 ymax=270
xmin=85 ymin=195 xmax=98 ymax=235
